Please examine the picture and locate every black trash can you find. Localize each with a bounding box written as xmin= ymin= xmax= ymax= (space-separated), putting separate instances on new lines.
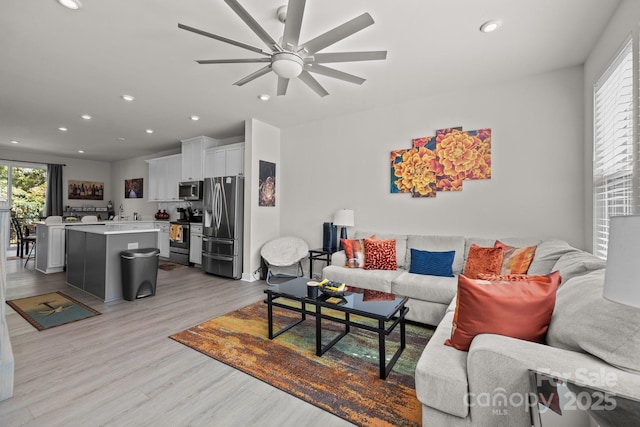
xmin=120 ymin=248 xmax=160 ymax=301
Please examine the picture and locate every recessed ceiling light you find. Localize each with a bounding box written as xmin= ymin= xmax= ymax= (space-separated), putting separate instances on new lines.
xmin=121 ymin=94 xmax=135 ymax=102
xmin=480 ymin=20 xmax=502 ymax=33
xmin=145 ymin=129 xmax=154 ymax=134
xmin=78 ymin=150 xmax=84 ymax=153
xmin=57 ymin=0 xmax=82 ymax=10
xmin=58 ymin=127 xmax=68 ymax=132
xmin=117 ymin=137 xmax=126 ymax=142
xmin=258 ymin=94 xmax=270 ymax=101
xmin=190 ymin=115 xmax=200 ymax=121
xmin=10 ymin=140 xmax=19 ymax=144
xmin=81 ymin=114 xmax=92 ymax=120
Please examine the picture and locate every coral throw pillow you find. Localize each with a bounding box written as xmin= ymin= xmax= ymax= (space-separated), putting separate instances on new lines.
xmin=463 ymin=244 xmax=504 ymax=279
xmin=342 ymin=238 xmax=365 ymax=268
xmin=363 ymin=238 xmax=397 ymax=270
xmin=445 ymin=271 xmax=562 ymax=351
xmin=494 ymin=240 xmax=537 ymax=274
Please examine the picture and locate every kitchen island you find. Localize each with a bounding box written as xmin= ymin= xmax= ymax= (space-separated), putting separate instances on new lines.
xmin=66 ymin=225 xmax=159 ymax=302
xmin=35 ymin=220 xmax=168 ymax=274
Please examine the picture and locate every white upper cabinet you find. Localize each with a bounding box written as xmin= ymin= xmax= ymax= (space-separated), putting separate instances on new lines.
xmin=181 ymin=136 xmax=218 ymax=182
xmin=146 ymin=154 xmax=182 ymax=202
xmin=204 ymin=142 xmax=244 ymax=178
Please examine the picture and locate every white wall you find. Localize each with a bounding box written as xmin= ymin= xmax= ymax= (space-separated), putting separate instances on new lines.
xmin=0 ymin=148 xmax=111 ymax=211
xmin=280 ymin=66 xmax=586 ymax=250
xmin=243 ymin=118 xmax=281 ymax=281
xmin=110 ymin=148 xmax=180 ymax=220
xmin=583 ymin=0 xmax=640 ymax=253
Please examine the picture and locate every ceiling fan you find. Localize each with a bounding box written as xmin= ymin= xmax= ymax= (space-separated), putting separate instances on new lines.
xmin=178 ymin=0 xmax=387 ymax=97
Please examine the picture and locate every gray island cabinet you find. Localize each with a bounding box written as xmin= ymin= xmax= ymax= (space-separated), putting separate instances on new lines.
xmin=66 ymin=225 xmax=159 ymax=302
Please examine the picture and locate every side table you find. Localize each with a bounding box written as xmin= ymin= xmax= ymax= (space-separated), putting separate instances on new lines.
xmin=308 ymin=248 xmax=332 ymax=279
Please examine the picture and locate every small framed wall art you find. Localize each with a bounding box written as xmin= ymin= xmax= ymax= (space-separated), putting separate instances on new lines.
xmin=125 ymin=178 xmax=144 ymax=199
xmin=259 ymin=160 xmax=276 ymax=207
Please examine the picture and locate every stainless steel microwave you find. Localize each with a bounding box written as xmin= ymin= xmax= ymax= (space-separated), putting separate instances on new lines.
xmin=178 ymin=180 xmax=203 ymax=201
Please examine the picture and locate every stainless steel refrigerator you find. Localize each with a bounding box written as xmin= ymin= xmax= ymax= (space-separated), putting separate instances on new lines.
xmin=202 ymin=176 xmax=244 ymax=279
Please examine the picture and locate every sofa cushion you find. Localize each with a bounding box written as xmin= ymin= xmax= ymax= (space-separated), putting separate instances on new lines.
xmin=363 ymin=238 xmax=397 ymax=270
xmin=409 ymin=249 xmax=455 ymax=277
xmin=392 ymin=272 xmax=458 ymax=304
xmin=355 ymin=231 xmax=407 ymax=268
xmin=406 ymin=235 xmax=466 ymax=274
xmin=551 ymin=250 xmax=606 ymax=283
xmin=463 ymin=244 xmax=503 ymax=279
xmin=527 ymin=239 xmax=575 ymax=274
xmin=547 ymin=270 xmax=640 ymax=374
xmin=495 ymin=240 xmax=537 ymax=274
xmin=322 ymin=265 xmax=400 ymax=293
xmin=415 ymin=310 xmax=470 ymax=418
xmin=446 ymin=272 xmax=561 ymax=351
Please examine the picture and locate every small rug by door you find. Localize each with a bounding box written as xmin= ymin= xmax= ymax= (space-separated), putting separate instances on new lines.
xmin=170 ymin=301 xmax=433 ymax=426
xmin=6 ymin=291 xmax=101 ymax=331
xmin=158 ymin=260 xmax=187 ymax=271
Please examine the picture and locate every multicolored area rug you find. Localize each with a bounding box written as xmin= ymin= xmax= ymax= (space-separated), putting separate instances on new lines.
xmin=6 ymin=291 xmax=101 ymax=331
xmin=170 ymin=301 xmax=433 ymax=426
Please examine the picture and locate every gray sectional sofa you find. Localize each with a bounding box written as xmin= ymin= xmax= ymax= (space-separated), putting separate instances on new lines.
xmin=322 ymin=231 xmax=640 ymax=426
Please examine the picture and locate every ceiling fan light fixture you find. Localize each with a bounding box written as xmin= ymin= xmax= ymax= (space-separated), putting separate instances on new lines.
xmin=271 ymin=52 xmax=303 ymax=79
xmin=57 ymin=0 xmax=82 ymax=10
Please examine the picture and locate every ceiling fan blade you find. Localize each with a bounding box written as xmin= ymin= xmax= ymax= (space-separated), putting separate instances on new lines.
xmin=178 ymin=23 xmax=268 ymax=56
xmin=224 ymin=0 xmax=281 ymax=51
xmin=298 ymin=71 xmax=329 ymax=97
xmin=299 ymin=13 xmax=374 ymax=55
xmin=311 ymin=51 xmax=387 ymax=63
xmin=277 ymin=77 xmax=289 ymax=96
xmin=233 ymin=65 xmax=272 ymax=86
xmin=282 ymin=0 xmax=306 ymax=49
xmin=196 ymin=58 xmax=271 ymax=64
xmin=305 ymin=64 xmax=365 ymax=85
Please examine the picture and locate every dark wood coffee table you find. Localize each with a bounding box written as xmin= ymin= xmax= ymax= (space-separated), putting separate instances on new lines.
xmin=264 ymin=276 xmax=409 ymax=379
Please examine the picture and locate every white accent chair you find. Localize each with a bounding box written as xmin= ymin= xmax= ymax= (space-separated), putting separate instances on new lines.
xmin=260 ymin=236 xmax=309 ymax=284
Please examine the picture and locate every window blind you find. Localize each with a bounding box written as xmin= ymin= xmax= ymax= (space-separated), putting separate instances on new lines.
xmin=593 ymin=39 xmax=634 ymax=258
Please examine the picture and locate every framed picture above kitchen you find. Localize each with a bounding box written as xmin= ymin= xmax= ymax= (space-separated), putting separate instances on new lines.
xmin=68 ymin=180 xmax=104 ymax=200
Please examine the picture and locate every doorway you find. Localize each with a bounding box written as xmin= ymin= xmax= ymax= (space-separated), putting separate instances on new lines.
xmin=0 ymin=162 xmax=47 ymax=256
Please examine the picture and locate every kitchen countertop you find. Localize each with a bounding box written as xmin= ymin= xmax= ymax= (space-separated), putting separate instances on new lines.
xmin=39 ymin=220 xmax=170 ymax=226
xmin=66 ymin=225 xmax=160 ymax=235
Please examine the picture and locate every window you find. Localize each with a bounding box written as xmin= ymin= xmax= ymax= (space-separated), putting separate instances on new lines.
xmin=593 ymin=39 xmax=634 ymax=258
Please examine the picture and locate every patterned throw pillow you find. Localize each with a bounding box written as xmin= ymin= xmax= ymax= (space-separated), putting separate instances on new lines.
xmin=363 ymin=238 xmax=397 ymax=270
xmin=341 ymin=238 xmax=365 ymax=268
xmin=494 ymin=240 xmax=537 ymax=274
xmin=445 ymin=271 xmax=561 ymax=351
xmin=409 ymin=248 xmax=455 ymax=277
xmin=463 ymin=244 xmax=504 ymax=279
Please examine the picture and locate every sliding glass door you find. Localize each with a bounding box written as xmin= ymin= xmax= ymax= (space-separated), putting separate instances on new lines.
xmin=1 ymin=162 xmax=47 ymax=253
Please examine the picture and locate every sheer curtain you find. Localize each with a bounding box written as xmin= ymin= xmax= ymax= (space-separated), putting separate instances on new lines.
xmin=46 ymin=164 xmax=64 ymax=217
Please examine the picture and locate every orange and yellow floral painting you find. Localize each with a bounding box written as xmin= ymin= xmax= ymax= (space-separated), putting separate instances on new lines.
xmin=390 ymin=127 xmax=491 ymax=198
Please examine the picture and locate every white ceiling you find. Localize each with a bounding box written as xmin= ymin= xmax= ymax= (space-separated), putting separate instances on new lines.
xmin=0 ymin=0 xmax=621 ymax=162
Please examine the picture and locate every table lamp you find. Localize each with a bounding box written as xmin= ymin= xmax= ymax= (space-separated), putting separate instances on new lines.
xmin=333 ymin=209 xmax=355 ymax=245
xmin=603 ymin=215 xmax=640 ymax=308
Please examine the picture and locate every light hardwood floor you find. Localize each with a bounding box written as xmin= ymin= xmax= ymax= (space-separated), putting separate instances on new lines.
xmin=0 ymin=258 xmax=354 ymax=427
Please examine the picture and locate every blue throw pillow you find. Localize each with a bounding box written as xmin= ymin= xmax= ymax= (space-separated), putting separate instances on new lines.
xmin=409 ymin=248 xmax=455 ymax=277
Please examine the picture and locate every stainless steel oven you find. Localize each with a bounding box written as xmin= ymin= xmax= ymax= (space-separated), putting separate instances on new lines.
xmin=169 ymin=221 xmax=190 ymax=265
